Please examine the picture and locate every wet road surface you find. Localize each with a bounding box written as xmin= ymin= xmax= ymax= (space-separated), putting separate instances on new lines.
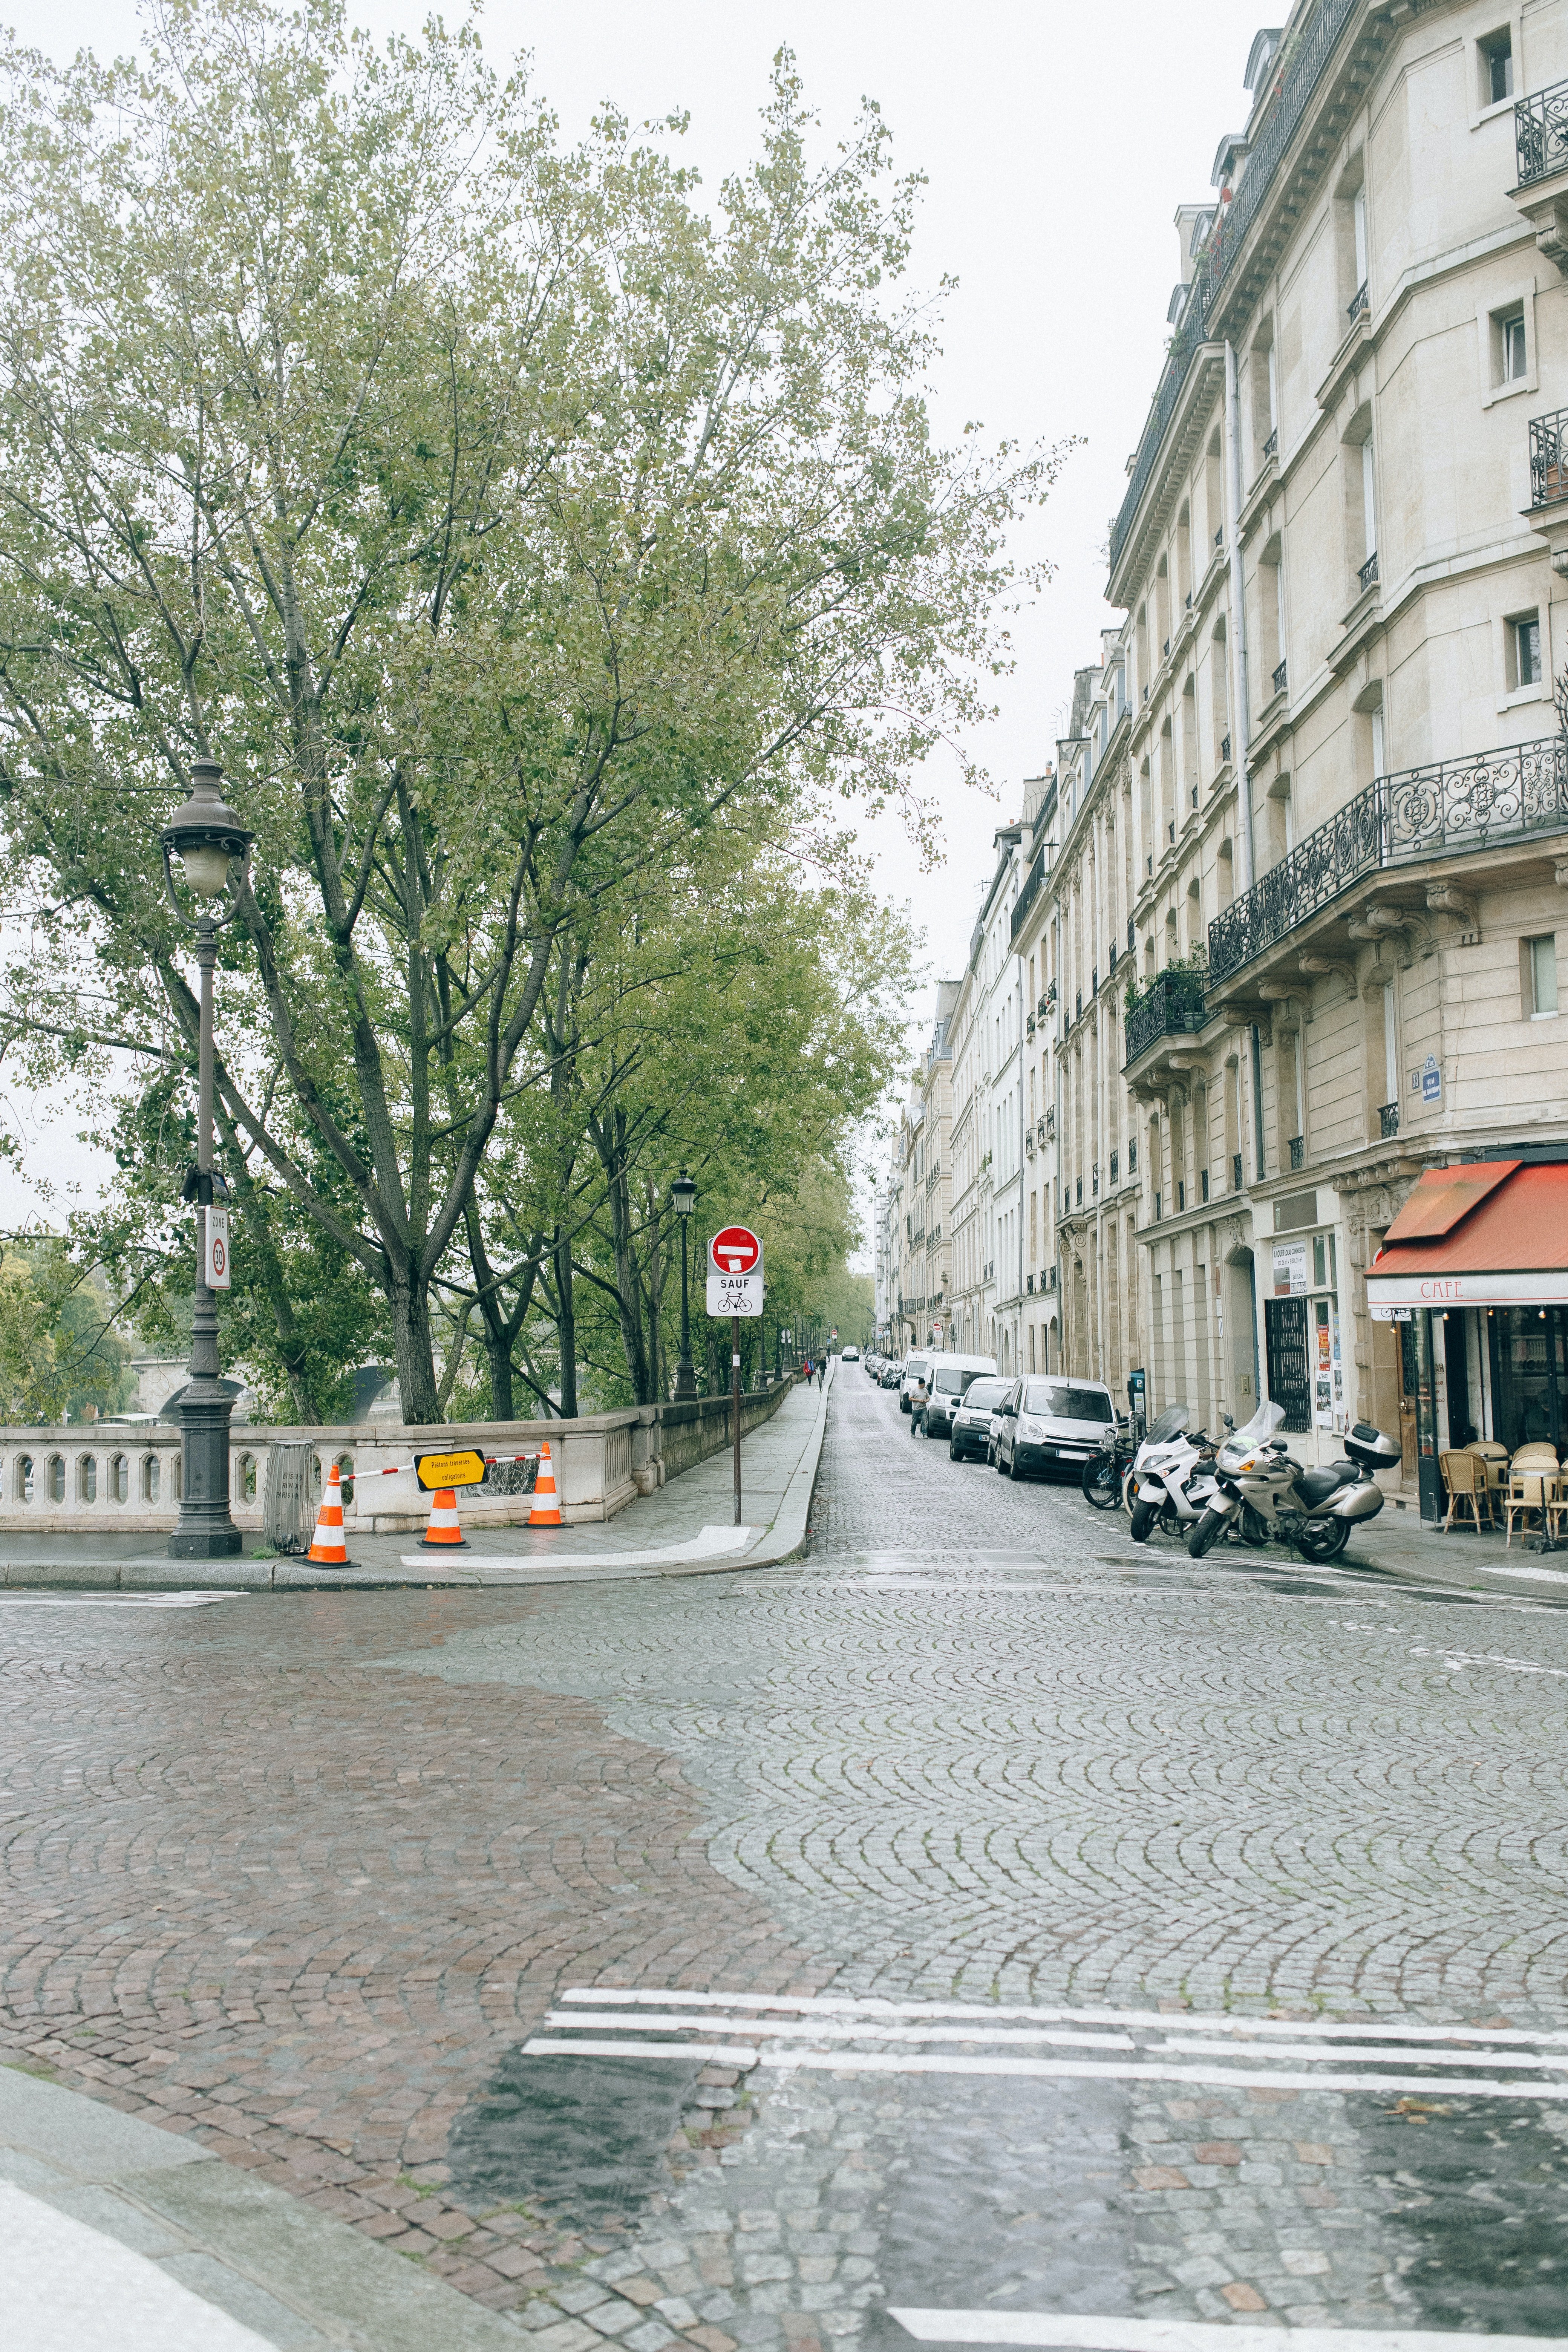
xmin=3 ymin=1370 xmax=1568 ymax=2345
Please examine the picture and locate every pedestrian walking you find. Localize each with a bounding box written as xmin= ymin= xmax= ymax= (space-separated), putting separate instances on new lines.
xmin=909 ymin=1373 xmax=928 ymax=1436
xmin=815 ymin=1357 xmax=825 ymax=1389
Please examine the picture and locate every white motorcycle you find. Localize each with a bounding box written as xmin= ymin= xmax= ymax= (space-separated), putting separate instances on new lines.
xmin=1125 ymin=1403 xmax=1220 ymax=1542
xmin=1187 ymin=1400 xmax=1400 ymax=1563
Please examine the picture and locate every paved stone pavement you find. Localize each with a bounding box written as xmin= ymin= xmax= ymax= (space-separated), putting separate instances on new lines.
xmin=4 ymin=1370 xmax=1568 ymax=2345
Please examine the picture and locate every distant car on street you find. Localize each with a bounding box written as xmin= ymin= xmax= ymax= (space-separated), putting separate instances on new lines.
xmin=841 ymin=1346 xmax=860 ymax=1362
xmin=992 ymin=1376 xmax=1118 ymax=1481
xmin=920 ymin=1352 xmax=1000 ymax=1440
xmin=947 ymin=1374 xmax=1013 ymax=1462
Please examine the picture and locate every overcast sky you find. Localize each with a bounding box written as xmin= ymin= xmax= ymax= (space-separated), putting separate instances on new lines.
xmin=1 ymin=0 xmax=1266 ymax=1219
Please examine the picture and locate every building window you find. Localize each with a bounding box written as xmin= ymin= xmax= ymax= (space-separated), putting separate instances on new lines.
xmin=1502 ymin=311 xmax=1527 ymax=382
xmin=1481 ymin=27 xmax=1513 ymax=105
xmin=1527 ymin=933 xmax=1559 ymax=1017
xmin=1510 ymin=611 xmax=1542 ymax=689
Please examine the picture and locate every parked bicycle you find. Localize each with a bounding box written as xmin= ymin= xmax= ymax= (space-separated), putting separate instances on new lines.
xmin=1081 ymin=1417 xmax=1136 ymax=1510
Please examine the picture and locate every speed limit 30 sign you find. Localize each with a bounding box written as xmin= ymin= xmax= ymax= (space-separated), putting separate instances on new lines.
xmin=707 ymin=1225 xmax=763 ymax=1316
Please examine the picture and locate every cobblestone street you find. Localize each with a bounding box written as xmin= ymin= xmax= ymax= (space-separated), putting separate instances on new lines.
xmin=5 ymin=1370 xmax=1568 ymax=2344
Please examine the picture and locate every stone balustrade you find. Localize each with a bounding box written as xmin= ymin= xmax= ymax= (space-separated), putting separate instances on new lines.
xmin=0 ymin=1377 xmax=796 ymax=1536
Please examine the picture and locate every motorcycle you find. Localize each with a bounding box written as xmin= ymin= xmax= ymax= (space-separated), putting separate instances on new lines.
xmin=1125 ymin=1403 xmax=1220 ymax=1542
xmin=1187 ymin=1400 xmax=1401 ymax=1562
xmin=1081 ymin=1416 xmax=1135 ymax=1510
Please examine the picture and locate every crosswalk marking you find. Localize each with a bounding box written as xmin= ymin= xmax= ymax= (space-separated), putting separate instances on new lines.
xmin=522 ymin=1986 xmax=1568 ymax=2101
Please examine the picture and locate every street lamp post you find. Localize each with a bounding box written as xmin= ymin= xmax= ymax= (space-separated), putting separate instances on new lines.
xmin=161 ymin=761 xmax=253 ymax=1559
xmin=671 ymin=1170 xmax=697 ymax=1400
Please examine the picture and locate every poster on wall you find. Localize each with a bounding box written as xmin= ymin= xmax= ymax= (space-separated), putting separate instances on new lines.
xmin=1272 ymin=1239 xmax=1309 ymax=1297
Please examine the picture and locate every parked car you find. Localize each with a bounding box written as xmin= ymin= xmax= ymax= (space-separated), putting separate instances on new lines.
xmin=921 ymin=1352 xmax=1000 ymax=1439
xmin=879 ymin=1358 xmax=901 ymax=1389
xmin=948 ymin=1375 xmax=1013 ymax=1462
xmin=993 ymin=1376 xmax=1118 ymax=1481
xmin=899 ymin=1352 xmax=933 ymax=1413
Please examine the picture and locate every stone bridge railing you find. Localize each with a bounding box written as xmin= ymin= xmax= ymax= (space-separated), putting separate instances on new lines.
xmin=0 ymin=1377 xmax=798 ymax=1536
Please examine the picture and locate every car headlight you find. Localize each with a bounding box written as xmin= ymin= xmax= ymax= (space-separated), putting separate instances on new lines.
xmin=1018 ymin=1416 xmax=1045 ymax=1441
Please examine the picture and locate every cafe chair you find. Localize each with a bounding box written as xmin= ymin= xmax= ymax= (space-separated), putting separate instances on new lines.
xmin=1504 ymin=1468 xmax=1564 ymax=1548
xmin=1439 ymin=1450 xmax=1490 ymax=1533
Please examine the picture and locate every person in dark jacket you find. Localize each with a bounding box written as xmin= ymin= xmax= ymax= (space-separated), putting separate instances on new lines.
xmin=909 ymin=1373 xmax=928 ymax=1436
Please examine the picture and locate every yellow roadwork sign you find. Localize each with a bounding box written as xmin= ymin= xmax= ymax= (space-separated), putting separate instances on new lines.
xmin=413 ymin=1448 xmax=487 ymax=1491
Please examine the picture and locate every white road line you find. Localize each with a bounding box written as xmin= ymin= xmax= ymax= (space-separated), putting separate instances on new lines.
xmin=1152 ymin=2036 xmax=1566 ymax=2073
xmin=558 ymin=1986 xmax=1568 ymax=2047
xmin=524 ymin=2039 xmax=1568 ymax=2098
xmin=0 ymin=1592 xmax=235 ymax=1608
xmin=545 ymin=2011 xmax=1135 ymax=2050
xmin=890 ymin=2312 xmax=1568 ymax=2352
xmin=524 ymin=2037 xmax=760 ymax=2065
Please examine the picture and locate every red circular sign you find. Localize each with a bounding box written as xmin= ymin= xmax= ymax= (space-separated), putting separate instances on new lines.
xmin=711 ymin=1224 xmax=761 ymax=1274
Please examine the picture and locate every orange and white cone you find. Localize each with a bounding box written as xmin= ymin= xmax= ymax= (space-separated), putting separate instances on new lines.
xmin=528 ymin=1441 xmax=562 ymax=1527
xmin=307 ymin=1462 xmax=354 ymax=1568
xmin=421 ymin=1487 xmax=467 ymax=1549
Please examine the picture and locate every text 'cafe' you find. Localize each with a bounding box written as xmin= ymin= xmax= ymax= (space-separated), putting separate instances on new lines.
xmin=1365 ymin=1159 xmax=1568 ymax=1522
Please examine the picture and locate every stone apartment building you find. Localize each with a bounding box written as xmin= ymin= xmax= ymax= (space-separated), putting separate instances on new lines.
xmin=891 ymin=983 xmax=959 ymax=1354
xmin=1034 ymin=0 xmax=1568 ymax=1512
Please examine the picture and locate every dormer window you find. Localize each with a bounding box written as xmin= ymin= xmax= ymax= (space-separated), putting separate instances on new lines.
xmin=1244 ymin=28 xmax=1282 ymax=102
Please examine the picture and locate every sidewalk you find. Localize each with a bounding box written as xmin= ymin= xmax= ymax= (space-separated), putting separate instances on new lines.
xmin=0 ymin=1367 xmax=832 ymax=1594
xmin=0 ymin=2061 xmax=523 ymax=2350
xmin=1338 ymin=1490 xmax=1568 ymax=1603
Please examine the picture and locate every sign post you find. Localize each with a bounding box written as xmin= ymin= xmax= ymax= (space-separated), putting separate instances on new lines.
xmin=707 ymin=1226 xmax=763 ymax=1525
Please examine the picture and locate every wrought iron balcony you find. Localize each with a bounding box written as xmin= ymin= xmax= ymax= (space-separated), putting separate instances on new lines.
xmin=1357 ymin=548 xmax=1378 ymax=593
xmin=1232 ymin=1152 xmax=1243 ymax=1190
xmin=1208 ymin=729 xmax=1568 ymax=984
xmin=1010 ymin=850 xmax=1046 ymax=944
xmin=1220 ymin=733 xmax=1231 ymax=763
xmin=1127 ymin=916 xmax=1135 ymax=951
xmin=1214 ymin=525 xmax=1224 ymax=548
xmin=1045 ymin=1106 xmax=1056 ymax=1141
xmin=1122 ymin=969 xmax=1208 ymax=1068
xmin=1378 ymin=1100 xmax=1400 ymax=1139
xmin=1110 ymin=1150 xmax=1119 ymax=1183
xmin=1272 ymin=657 xmax=1289 ymax=695
xmin=1516 ymin=77 xmax=1568 ymax=186
xmin=1263 ymin=428 xmax=1278 ymax=459
xmin=1347 ymin=280 xmax=1369 ymax=322
xmin=1289 ymin=1135 xmax=1305 ymax=1171
xmin=1530 ymin=406 xmax=1568 ymax=506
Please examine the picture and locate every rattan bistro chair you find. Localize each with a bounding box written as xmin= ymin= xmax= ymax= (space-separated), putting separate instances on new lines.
xmin=1504 ymin=1468 xmax=1565 ymax=1548
xmin=1439 ymin=1450 xmax=1489 ymax=1533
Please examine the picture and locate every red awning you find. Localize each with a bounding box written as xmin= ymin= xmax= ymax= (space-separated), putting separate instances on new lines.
xmin=1367 ymin=1161 xmax=1568 ymax=1308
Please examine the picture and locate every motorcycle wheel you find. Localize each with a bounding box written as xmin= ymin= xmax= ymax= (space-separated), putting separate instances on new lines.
xmin=1295 ymin=1518 xmax=1351 ymax=1562
xmin=1129 ymin=1499 xmax=1158 ymax=1543
xmin=1082 ymin=1458 xmax=1121 ymax=1510
xmin=1188 ymin=1508 xmax=1227 ymax=1559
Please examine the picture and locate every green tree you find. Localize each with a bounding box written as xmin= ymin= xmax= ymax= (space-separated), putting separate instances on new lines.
xmin=0 ymin=0 xmax=1060 ymax=1419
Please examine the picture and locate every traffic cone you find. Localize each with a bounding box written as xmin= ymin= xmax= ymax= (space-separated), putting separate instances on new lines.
xmin=528 ymin=1441 xmax=562 ymax=1527
xmin=307 ymin=1461 xmax=354 ymax=1568
xmin=421 ymin=1487 xmax=468 ymax=1548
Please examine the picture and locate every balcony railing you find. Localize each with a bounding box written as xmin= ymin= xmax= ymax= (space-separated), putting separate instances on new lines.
xmin=1263 ymin=428 xmax=1279 ymax=459
xmin=1010 ymin=850 xmax=1046 ymax=944
xmin=1529 ymin=407 xmax=1568 ymax=507
xmin=1289 ymin=1135 xmax=1305 ymax=1171
xmin=1122 ymin=970 xmax=1208 ymax=1067
xmin=1108 ymin=0 xmax=1358 ymax=575
xmin=1220 ymin=733 xmax=1231 ymax=763
xmin=1272 ymin=658 xmax=1289 ymax=695
xmin=1346 ymin=279 xmax=1369 ymax=322
xmin=1208 ymin=730 xmax=1568 ymax=984
xmin=1233 ymin=1152 xmax=1243 ymax=1190
xmin=1516 ymin=77 xmax=1568 ymax=186
xmin=1378 ymin=1101 xmax=1400 ymax=1139
xmin=1357 ymin=548 xmax=1378 ymax=593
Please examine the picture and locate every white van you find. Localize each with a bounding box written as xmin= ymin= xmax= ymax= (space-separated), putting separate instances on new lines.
xmin=899 ymin=1351 xmax=933 ymax=1413
xmin=919 ymin=1353 xmax=1001 ymax=1439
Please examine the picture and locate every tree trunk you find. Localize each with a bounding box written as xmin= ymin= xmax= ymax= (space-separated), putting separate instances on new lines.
xmin=388 ymin=1276 xmax=442 ymax=1422
xmin=553 ymin=1229 xmax=578 ymax=1418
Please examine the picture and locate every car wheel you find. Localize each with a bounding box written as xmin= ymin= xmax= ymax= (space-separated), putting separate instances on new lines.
xmin=1008 ymin=1446 xmax=1026 ymax=1481
xmin=995 ymin=1444 xmax=1009 ymax=1475
xmin=949 ymin=1438 xmax=961 ymax=1460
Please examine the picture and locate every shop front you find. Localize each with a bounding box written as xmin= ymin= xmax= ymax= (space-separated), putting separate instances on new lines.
xmin=1365 ymin=1160 xmax=1568 ymax=1524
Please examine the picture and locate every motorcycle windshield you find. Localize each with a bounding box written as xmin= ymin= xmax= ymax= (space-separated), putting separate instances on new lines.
xmin=1145 ymin=1404 xmax=1191 ymax=1442
xmin=1229 ymin=1399 xmax=1286 ymax=1451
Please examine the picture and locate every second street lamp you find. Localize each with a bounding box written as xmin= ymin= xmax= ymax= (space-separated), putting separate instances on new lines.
xmin=161 ymin=761 xmax=253 ymax=1559
xmin=671 ymin=1170 xmax=697 ymax=1400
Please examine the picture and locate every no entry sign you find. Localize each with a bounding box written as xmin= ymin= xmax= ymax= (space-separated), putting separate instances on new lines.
xmin=707 ymin=1224 xmax=764 ymax=1317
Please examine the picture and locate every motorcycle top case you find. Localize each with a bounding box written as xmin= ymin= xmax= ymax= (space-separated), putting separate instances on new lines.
xmin=1343 ymin=1421 xmax=1401 ymax=1472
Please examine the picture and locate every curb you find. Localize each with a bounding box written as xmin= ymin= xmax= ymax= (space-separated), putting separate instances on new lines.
xmin=0 ymin=1372 xmax=834 ymax=1595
